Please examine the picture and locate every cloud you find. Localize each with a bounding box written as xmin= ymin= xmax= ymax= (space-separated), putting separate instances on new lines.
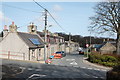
xmin=53 ymin=4 xmax=63 ymax=12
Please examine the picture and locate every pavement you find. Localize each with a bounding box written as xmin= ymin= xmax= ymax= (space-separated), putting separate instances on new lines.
xmin=83 ymin=57 xmax=112 ymax=70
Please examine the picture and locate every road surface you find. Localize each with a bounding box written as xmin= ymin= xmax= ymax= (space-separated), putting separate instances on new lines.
xmin=1 ymin=52 xmax=108 ymax=80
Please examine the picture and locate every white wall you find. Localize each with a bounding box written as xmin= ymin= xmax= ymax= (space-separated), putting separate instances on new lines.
xmin=0 ymin=33 xmax=29 ymax=60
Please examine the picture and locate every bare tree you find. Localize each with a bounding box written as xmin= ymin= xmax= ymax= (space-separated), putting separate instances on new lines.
xmin=89 ymin=1 xmax=120 ymax=54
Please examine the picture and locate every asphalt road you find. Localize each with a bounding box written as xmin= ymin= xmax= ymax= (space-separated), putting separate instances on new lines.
xmin=52 ymin=52 xmax=109 ymax=70
xmin=1 ymin=52 xmax=107 ymax=80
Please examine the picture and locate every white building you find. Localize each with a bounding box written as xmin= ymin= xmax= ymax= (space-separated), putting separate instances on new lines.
xmin=0 ymin=22 xmax=44 ymax=61
xmin=0 ymin=22 xmax=65 ymax=61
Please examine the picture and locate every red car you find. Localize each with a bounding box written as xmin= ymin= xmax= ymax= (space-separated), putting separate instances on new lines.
xmin=45 ymin=59 xmax=52 ymax=64
xmin=51 ymin=53 xmax=62 ymax=59
xmin=79 ymin=50 xmax=84 ymax=54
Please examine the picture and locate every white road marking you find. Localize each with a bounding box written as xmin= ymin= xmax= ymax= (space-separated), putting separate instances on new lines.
xmin=19 ymin=67 xmax=26 ymax=70
xmin=70 ymin=61 xmax=78 ymax=65
xmin=28 ymin=74 xmax=46 ymax=79
xmin=81 ymin=67 xmax=86 ymax=69
xmin=66 ymin=59 xmax=75 ymax=61
xmin=101 ymin=69 xmax=107 ymax=72
xmin=84 ymin=73 xmax=90 ymax=76
xmin=73 ymin=66 xmax=79 ymax=68
xmin=93 ymin=76 xmax=98 ymax=78
xmin=28 ymin=68 xmax=33 ymax=70
xmin=35 ymin=69 xmax=41 ymax=71
xmin=87 ymin=68 xmax=93 ymax=70
xmin=94 ymin=68 xmax=100 ymax=71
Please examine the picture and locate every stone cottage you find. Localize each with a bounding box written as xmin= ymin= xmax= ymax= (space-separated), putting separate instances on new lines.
xmin=0 ymin=22 xmax=44 ymax=61
xmin=98 ymin=41 xmax=116 ymax=54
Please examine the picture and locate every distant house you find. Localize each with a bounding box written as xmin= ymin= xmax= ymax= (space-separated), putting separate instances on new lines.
xmin=0 ymin=22 xmax=44 ymax=61
xmin=37 ymin=30 xmax=65 ymax=57
xmin=97 ymin=41 xmax=116 ymax=54
xmin=65 ymin=41 xmax=79 ymax=53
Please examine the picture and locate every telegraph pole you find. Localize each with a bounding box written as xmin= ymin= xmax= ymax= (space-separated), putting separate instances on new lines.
xmin=69 ymin=33 xmax=71 ymax=54
xmin=90 ymin=29 xmax=92 ymax=54
xmin=44 ymin=9 xmax=47 ymax=61
xmin=86 ymin=39 xmax=89 ymax=58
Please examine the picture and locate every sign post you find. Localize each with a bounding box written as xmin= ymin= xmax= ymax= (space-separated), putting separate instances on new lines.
xmin=86 ymin=44 xmax=89 ymax=58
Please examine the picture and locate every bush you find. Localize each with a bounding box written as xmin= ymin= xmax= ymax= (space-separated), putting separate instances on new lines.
xmin=105 ymin=62 xmax=118 ymax=67
xmin=88 ymin=53 xmax=120 ymax=67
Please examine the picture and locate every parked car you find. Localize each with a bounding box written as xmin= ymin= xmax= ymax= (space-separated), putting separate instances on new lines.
xmin=45 ymin=59 xmax=52 ymax=64
xmin=49 ymin=55 xmax=54 ymax=59
xmin=51 ymin=53 xmax=62 ymax=59
xmin=55 ymin=51 xmax=66 ymax=57
xmin=79 ymin=50 xmax=84 ymax=55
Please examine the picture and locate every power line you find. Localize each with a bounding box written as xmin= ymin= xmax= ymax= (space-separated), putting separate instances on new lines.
xmin=33 ymin=0 xmax=46 ymax=10
xmin=33 ymin=0 xmax=69 ymax=33
xmin=47 ymin=11 xmax=68 ymax=33
xmin=1 ymin=3 xmax=42 ymax=13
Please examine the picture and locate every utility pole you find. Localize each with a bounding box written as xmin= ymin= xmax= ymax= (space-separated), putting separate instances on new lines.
xmin=86 ymin=39 xmax=88 ymax=58
xmin=90 ymin=29 xmax=92 ymax=54
xmin=69 ymin=33 xmax=71 ymax=54
xmin=44 ymin=9 xmax=47 ymax=61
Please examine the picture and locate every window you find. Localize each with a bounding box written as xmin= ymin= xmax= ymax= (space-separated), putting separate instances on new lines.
xmin=29 ymin=38 xmax=41 ymax=45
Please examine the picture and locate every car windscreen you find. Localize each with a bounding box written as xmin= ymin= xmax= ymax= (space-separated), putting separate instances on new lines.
xmin=56 ymin=52 xmax=62 ymax=54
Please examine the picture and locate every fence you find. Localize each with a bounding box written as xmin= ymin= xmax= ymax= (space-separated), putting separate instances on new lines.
xmin=0 ymin=50 xmax=25 ymax=60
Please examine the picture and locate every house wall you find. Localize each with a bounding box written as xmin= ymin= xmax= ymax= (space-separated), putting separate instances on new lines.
xmin=29 ymin=48 xmax=41 ymax=61
xmin=59 ymin=44 xmax=65 ymax=51
xmin=40 ymin=48 xmax=44 ymax=60
xmin=48 ymin=44 xmax=58 ymax=57
xmin=65 ymin=42 xmax=79 ymax=53
xmin=0 ymin=33 xmax=29 ymax=60
xmin=0 ymin=37 xmax=2 ymax=42
xmin=100 ymin=43 xmax=116 ymax=54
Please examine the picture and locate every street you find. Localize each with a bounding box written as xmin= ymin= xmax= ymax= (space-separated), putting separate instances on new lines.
xmin=52 ymin=52 xmax=110 ymax=70
xmin=1 ymin=52 xmax=108 ymax=80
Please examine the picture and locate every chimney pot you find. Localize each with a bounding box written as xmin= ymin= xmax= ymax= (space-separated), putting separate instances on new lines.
xmin=30 ymin=22 xmax=34 ymax=25
xmin=12 ymin=22 xmax=14 ymax=25
xmin=4 ymin=25 xmax=7 ymax=30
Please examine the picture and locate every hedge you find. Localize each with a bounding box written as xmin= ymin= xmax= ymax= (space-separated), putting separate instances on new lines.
xmin=88 ymin=53 xmax=120 ymax=67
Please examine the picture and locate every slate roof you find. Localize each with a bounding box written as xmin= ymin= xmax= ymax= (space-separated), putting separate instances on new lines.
xmin=96 ymin=41 xmax=116 ymax=51
xmin=17 ymin=32 xmax=44 ymax=49
xmin=37 ymin=31 xmax=63 ymax=44
xmin=37 ymin=31 xmax=63 ymax=38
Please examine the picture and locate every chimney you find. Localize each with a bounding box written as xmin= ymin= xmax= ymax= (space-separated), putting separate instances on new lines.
xmin=103 ymin=39 xmax=106 ymax=42
xmin=28 ymin=22 xmax=37 ymax=34
xmin=9 ymin=22 xmax=17 ymax=32
xmin=3 ymin=25 xmax=8 ymax=37
xmin=12 ymin=22 xmax=14 ymax=25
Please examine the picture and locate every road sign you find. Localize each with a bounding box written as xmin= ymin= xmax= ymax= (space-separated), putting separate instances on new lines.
xmin=86 ymin=44 xmax=89 ymax=47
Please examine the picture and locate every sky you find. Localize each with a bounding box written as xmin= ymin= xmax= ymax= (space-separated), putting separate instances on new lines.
xmin=0 ymin=1 xmax=117 ymax=39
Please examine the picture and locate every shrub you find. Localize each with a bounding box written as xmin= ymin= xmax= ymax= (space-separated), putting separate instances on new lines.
xmin=105 ymin=62 xmax=118 ymax=67
xmin=100 ymin=55 xmax=118 ymax=63
xmin=101 ymin=56 xmax=107 ymax=62
xmin=88 ymin=53 xmax=120 ymax=67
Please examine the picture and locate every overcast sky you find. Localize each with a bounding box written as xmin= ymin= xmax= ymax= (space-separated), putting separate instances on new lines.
xmin=0 ymin=1 xmax=117 ymax=38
